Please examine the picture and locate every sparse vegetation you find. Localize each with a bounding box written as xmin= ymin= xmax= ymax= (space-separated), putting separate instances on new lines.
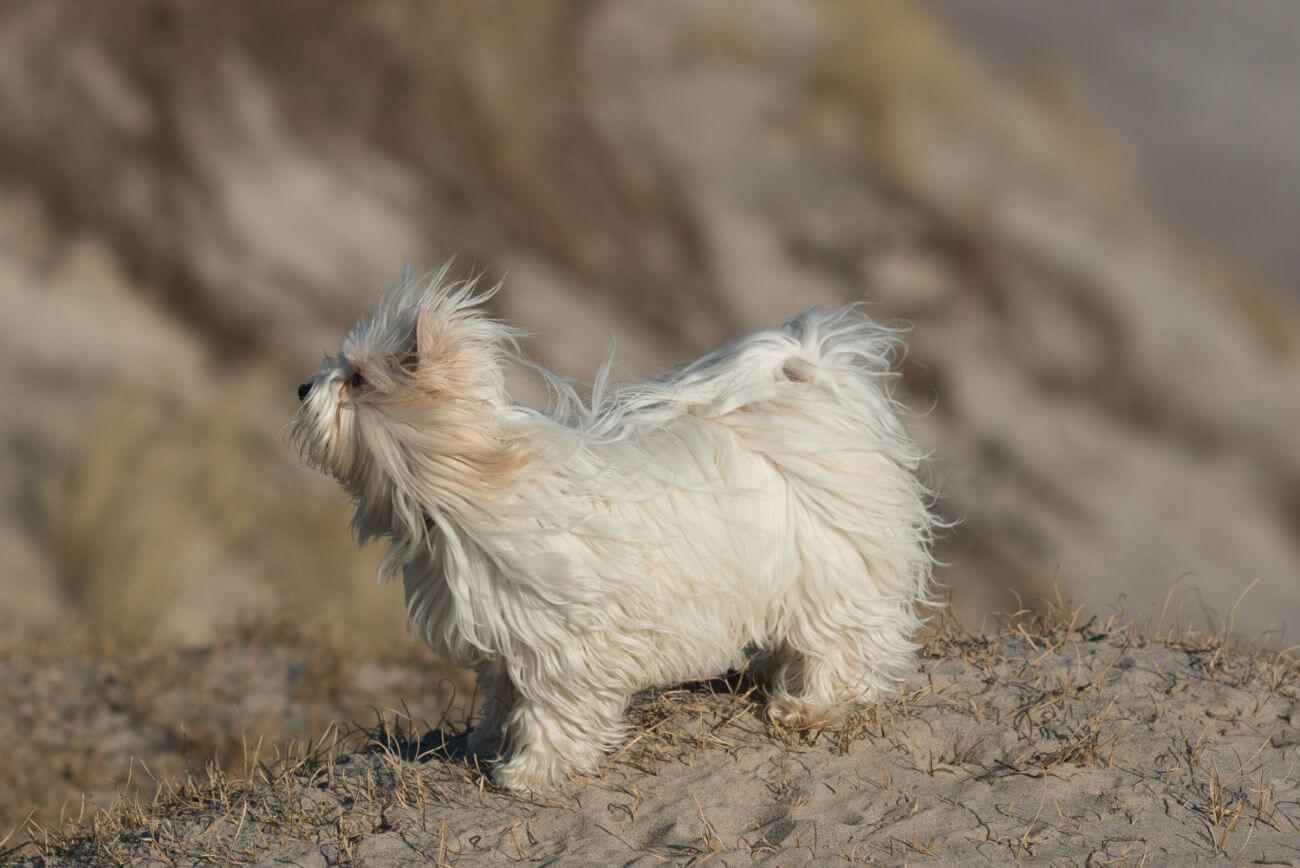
xmin=0 ymin=609 xmax=474 ymax=855
xmin=3 ymin=599 xmax=1295 ymax=864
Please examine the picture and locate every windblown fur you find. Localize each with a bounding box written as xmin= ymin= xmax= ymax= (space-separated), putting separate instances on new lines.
xmin=293 ymin=268 xmax=937 ymax=792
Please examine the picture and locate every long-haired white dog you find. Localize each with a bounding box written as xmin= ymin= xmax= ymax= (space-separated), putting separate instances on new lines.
xmin=293 ymin=269 xmax=936 ymax=792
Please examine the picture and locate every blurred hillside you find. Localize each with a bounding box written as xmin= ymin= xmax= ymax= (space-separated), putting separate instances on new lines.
xmin=925 ymin=0 xmax=1300 ymax=295
xmin=2 ymin=0 xmax=1298 ymax=650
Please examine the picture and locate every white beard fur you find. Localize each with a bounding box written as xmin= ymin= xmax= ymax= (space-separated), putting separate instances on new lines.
xmin=292 ymin=268 xmax=938 ymax=793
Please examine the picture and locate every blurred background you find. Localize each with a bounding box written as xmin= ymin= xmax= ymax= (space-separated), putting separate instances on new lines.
xmin=1 ymin=0 xmax=1298 ymax=836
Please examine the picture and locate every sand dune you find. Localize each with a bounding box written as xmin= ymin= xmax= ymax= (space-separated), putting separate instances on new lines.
xmin=2 ymin=1 xmax=1297 ymax=648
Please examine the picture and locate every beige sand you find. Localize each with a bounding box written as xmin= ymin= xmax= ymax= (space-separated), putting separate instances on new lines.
xmin=15 ymin=612 xmax=1296 ymax=865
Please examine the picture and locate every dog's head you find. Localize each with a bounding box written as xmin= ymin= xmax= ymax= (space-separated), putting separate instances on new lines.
xmin=292 ymin=269 xmax=529 ymax=546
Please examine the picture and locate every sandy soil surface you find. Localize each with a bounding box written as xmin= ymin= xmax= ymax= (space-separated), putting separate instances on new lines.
xmin=13 ymin=613 xmax=1297 ymax=865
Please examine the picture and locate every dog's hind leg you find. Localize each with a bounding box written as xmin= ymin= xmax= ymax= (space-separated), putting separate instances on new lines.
xmin=466 ymin=662 xmax=515 ymax=757
xmin=491 ymin=681 xmax=628 ymax=793
xmin=765 ymin=595 xmax=920 ymax=731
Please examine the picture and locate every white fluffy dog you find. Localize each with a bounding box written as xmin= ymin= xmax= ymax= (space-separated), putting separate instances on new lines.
xmin=293 ymin=269 xmax=936 ymax=792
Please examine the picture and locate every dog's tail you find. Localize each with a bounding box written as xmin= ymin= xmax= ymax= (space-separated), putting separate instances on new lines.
xmin=776 ymin=306 xmax=921 ymax=454
xmin=651 ymin=305 xmax=909 ymax=427
xmin=775 ymin=304 xmax=908 ymax=400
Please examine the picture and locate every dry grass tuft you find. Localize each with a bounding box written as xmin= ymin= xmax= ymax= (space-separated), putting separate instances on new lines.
xmin=0 ymin=606 xmax=475 ymax=852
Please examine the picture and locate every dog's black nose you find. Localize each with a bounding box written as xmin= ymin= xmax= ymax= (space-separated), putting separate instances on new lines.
xmin=298 ymin=382 xmax=312 ymax=401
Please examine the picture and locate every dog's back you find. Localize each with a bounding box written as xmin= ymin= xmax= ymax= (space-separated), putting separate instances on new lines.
xmin=504 ymin=305 xmax=937 ymax=691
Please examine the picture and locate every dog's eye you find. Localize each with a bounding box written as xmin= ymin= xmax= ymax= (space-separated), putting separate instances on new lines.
xmin=348 ymin=371 xmax=366 ymax=389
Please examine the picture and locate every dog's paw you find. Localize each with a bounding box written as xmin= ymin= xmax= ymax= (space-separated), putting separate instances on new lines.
xmin=766 ymin=697 xmax=832 ymax=732
xmin=491 ymin=747 xmax=586 ymax=794
xmin=491 ymin=758 xmax=561 ymax=794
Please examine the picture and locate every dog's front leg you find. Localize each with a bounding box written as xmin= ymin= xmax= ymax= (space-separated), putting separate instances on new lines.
xmin=466 ymin=662 xmax=515 ymax=757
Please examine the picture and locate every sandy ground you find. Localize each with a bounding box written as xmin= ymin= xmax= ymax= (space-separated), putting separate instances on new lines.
xmin=13 ymin=613 xmax=1297 ymax=865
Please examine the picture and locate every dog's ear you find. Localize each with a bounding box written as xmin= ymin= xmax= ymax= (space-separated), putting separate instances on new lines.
xmin=415 ymin=309 xmax=438 ymax=365
xmin=408 ymin=307 xmax=451 ymax=375
xmin=392 ymin=315 xmax=427 ymax=375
